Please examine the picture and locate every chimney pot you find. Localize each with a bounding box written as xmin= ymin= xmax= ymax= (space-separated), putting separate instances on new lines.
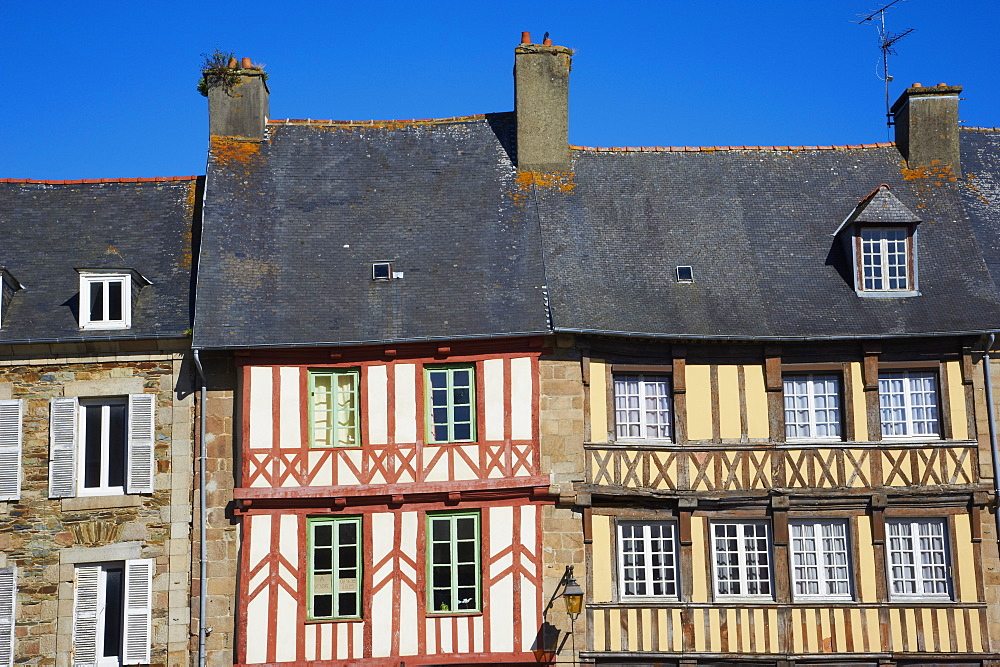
xmin=242 ymin=57 xmax=252 ymax=69
xmin=228 ymin=57 xmax=238 ymax=68
xmin=912 ymin=82 xmax=922 ymax=87
xmin=521 ymin=31 xmax=531 ymax=44
xmin=937 ymin=82 xmax=947 ymax=87
xmin=542 ymin=37 xmax=553 ymax=45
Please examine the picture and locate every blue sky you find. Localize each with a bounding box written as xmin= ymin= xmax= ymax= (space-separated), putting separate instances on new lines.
xmin=2 ymin=1 xmax=997 ymax=179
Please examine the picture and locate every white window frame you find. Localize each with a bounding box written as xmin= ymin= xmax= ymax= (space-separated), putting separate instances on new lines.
xmin=49 ymin=394 xmax=155 ymax=499
xmin=886 ymin=518 xmax=952 ymax=600
xmin=617 ymin=521 xmax=679 ymax=599
xmin=0 ymin=567 xmax=16 ymax=667
xmin=77 ymin=399 xmax=128 ymax=497
xmin=0 ymin=400 xmax=24 ymax=501
xmin=79 ymin=273 xmax=131 ymax=330
xmin=614 ymin=374 xmax=673 ymax=442
xmin=711 ymin=521 xmax=773 ymax=599
xmin=879 ymin=371 xmax=940 ymax=439
xmin=73 ymin=560 xmax=153 ymax=666
xmin=783 ymin=375 xmax=842 ymax=441
xmin=859 ymin=226 xmax=911 ymax=292
xmin=789 ymin=520 xmax=852 ymax=600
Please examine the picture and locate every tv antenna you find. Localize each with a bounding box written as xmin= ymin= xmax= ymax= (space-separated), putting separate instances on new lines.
xmin=855 ymin=0 xmax=914 ymax=128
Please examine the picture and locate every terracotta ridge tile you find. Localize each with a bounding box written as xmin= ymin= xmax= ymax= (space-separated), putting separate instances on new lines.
xmin=267 ymin=113 xmax=488 ymax=127
xmin=569 ymin=141 xmax=898 ymax=153
xmin=0 ymin=176 xmax=198 ymax=185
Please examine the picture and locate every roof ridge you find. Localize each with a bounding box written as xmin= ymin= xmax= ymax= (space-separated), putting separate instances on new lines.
xmin=570 ymin=142 xmax=895 ymax=153
xmin=0 ymin=176 xmax=199 ymax=185
xmin=269 ymin=114 xmax=489 ymax=127
xmin=961 ymin=126 xmax=1000 ymax=133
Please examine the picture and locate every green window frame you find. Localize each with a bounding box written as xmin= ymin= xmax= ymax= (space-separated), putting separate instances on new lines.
xmin=309 ymin=369 xmax=360 ymax=448
xmin=425 ymin=365 xmax=475 ymax=443
xmin=427 ymin=511 xmax=480 ymax=613
xmin=307 ymin=516 xmax=362 ymax=620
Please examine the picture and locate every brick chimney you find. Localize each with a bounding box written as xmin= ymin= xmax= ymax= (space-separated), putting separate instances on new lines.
xmin=206 ymin=58 xmax=269 ymax=140
xmin=890 ymin=83 xmax=962 ymax=177
xmin=514 ymin=33 xmax=572 ymax=172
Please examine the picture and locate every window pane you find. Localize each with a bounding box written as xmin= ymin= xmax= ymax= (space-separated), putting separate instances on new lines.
xmin=108 ymin=280 xmax=123 ymax=321
xmin=90 ymin=282 xmax=105 ymax=321
xmin=107 ymin=403 xmax=126 ymax=487
xmin=428 ymin=513 xmax=479 ymax=612
xmin=309 ymin=518 xmax=361 ymax=619
xmin=615 ymin=375 xmax=672 ymax=441
xmin=83 ymin=404 xmax=103 ymax=488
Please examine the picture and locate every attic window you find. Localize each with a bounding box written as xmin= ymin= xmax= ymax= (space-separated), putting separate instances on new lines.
xmin=859 ymin=227 xmax=911 ymax=291
xmin=77 ymin=269 xmax=150 ymax=330
xmin=676 ymin=266 xmax=694 ymax=283
xmin=372 ymin=262 xmax=392 ymax=281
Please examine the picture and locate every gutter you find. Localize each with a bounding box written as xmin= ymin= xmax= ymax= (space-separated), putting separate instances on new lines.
xmin=192 ymin=349 xmax=209 ymax=666
xmin=982 ymin=334 xmax=1000 ymax=550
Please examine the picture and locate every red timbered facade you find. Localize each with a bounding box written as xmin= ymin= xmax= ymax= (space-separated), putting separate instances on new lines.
xmin=232 ymin=340 xmax=553 ymax=665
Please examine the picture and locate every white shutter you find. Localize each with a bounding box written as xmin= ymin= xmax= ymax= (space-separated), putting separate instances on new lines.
xmin=72 ymin=565 xmax=100 ymax=667
xmin=0 ymin=567 xmax=16 ymax=667
xmin=122 ymin=559 xmax=153 ymax=665
xmin=49 ymin=397 xmax=79 ymax=498
xmin=0 ymin=401 xmax=23 ymax=501
xmin=126 ymin=394 xmax=155 ymax=494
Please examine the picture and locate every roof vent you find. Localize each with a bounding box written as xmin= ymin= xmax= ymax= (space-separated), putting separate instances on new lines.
xmin=676 ymin=266 xmax=694 ymax=283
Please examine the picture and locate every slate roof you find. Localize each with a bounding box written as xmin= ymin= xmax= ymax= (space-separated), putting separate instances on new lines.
xmin=536 ymin=144 xmax=1000 ymax=339
xmin=193 ymin=114 xmax=550 ymax=348
xmin=0 ymin=178 xmax=199 ymax=343
xmin=961 ymin=129 xmax=1000 ymax=292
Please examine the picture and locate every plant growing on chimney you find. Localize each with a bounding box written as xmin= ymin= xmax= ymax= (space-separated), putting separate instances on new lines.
xmin=197 ymin=49 xmax=240 ymax=97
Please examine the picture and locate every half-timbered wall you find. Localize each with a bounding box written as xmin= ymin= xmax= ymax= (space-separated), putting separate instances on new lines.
xmin=238 ymin=501 xmax=544 ymax=665
xmin=242 ymin=354 xmax=540 ymax=489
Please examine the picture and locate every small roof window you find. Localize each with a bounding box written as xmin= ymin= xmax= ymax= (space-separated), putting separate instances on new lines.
xmin=676 ymin=266 xmax=694 ymax=283
xmin=372 ymin=262 xmax=392 ymax=281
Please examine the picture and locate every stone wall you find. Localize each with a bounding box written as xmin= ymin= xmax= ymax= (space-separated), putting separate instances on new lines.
xmin=0 ymin=341 xmax=194 ymax=666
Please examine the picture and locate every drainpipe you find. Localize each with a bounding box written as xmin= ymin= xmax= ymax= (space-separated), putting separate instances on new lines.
xmin=192 ymin=348 xmax=209 ymax=666
xmin=982 ymin=334 xmax=1000 ymax=549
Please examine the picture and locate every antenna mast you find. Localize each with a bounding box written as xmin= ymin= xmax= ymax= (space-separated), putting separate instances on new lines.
xmin=855 ymin=0 xmax=914 ymax=128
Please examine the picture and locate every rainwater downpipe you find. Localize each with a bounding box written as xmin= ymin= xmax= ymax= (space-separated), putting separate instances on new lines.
xmin=982 ymin=334 xmax=1000 ymax=550
xmin=192 ymin=348 xmax=209 ymax=666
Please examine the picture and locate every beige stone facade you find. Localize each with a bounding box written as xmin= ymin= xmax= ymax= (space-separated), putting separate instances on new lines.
xmin=0 ymin=340 xmax=194 ymax=666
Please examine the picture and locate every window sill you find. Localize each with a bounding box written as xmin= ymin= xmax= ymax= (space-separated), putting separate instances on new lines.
xmin=855 ymin=290 xmax=921 ymax=298
xmin=62 ymin=495 xmax=144 ymax=511
xmin=304 ymin=618 xmax=363 ymax=624
xmin=426 ymin=610 xmax=482 ymax=617
xmin=80 ymin=323 xmax=131 ymax=330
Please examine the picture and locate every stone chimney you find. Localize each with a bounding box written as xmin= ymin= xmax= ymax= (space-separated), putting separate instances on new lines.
xmin=206 ymin=57 xmax=270 ymax=140
xmin=891 ymin=83 xmax=962 ymax=177
xmin=514 ymin=33 xmax=572 ymax=172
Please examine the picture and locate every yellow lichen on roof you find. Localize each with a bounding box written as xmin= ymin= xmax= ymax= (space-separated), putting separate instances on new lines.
xmin=210 ymin=136 xmax=262 ymax=168
xmin=180 ymin=180 xmax=197 ymax=269
xmin=516 ymin=170 xmax=575 ymax=193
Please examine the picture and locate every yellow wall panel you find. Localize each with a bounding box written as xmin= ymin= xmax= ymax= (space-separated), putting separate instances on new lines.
xmin=639 ymin=608 xmax=652 ymax=651
xmin=767 ymin=608 xmax=779 ymax=653
xmin=819 ymin=609 xmax=832 ymax=651
xmin=955 ymin=607 xmax=968 ymax=652
xmin=936 ymin=608 xmax=951 ymax=652
xmin=946 ymin=360 xmax=969 ymax=440
xmin=955 ymin=514 xmax=978 ymax=602
xmin=743 ymin=364 xmax=768 ymax=438
xmin=804 ymin=608 xmax=818 ymax=653
xmin=856 ymin=515 xmax=877 ymax=603
xmin=971 ymin=608 xmax=984 ymax=652
xmin=591 ymin=514 xmax=613 ymax=602
xmin=686 ymin=365 xmax=713 ymax=440
xmin=753 ymin=608 xmax=766 ymax=652
xmin=708 ymin=608 xmax=720 ymax=652
xmin=791 ymin=609 xmax=804 ymax=653
xmin=690 ymin=517 xmax=708 ymax=602
xmin=866 ymin=609 xmax=881 ymax=652
xmin=889 ymin=608 xmax=903 ymax=651
xmin=850 ymin=361 xmax=867 ymax=441
xmin=904 ymin=608 xmax=918 ymax=652
xmin=608 ymin=608 xmax=622 ymax=651
xmin=849 ymin=608 xmax=863 ymax=652
xmin=672 ymin=609 xmax=683 ymax=651
xmin=718 ymin=365 xmax=741 ymax=439
xmin=627 ymin=608 xmax=639 ymax=651
xmin=693 ymin=607 xmax=706 ymax=652
xmin=589 ymin=360 xmax=608 ymax=442
xmin=593 ymin=610 xmax=606 ymax=651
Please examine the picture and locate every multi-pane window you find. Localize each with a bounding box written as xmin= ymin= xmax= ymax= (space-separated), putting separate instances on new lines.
xmin=860 ymin=227 xmax=909 ymax=291
xmin=712 ymin=522 xmax=772 ymax=598
xmin=308 ymin=517 xmax=361 ymax=620
xmin=879 ymin=371 xmax=939 ymax=438
xmin=78 ymin=399 xmax=128 ymax=495
xmin=790 ymin=520 xmax=851 ymax=599
xmin=79 ymin=273 xmax=131 ymax=329
xmin=783 ymin=375 xmax=842 ymax=440
xmin=617 ymin=521 xmax=678 ymax=598
xmin=886 ymin=519 xmax=951 ymax=599
xmin=73 ymin=560 xmax=153 ymax=666
xmin=427 ymin=512 xmax=480 ymax=613
xmin=614 ymin=375 xmax=672 ymax=441
xmin=426 ymin=366 xmax=475 ymax=443
xmin=309 ymin=370 xmax=360 ymax=447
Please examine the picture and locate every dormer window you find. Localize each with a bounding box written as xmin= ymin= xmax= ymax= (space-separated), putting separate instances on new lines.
xmin=0 ymin=270 xmax=23 ymax=329
xmin=859 ymin=227 xmax=911 ymax=291
xmin=77 ymin=270 xmax=149 ymax=330
xmin=833 ymin=184 xmax=921 ymax=297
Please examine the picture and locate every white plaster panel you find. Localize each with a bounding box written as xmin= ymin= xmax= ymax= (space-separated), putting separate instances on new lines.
xmin=423 ymin=447 xmax=448 ymax=482
xmin=245 ymin=591 xmax=269 ymax=663
xmin=321 ymin=623 xmax=333 ymax=661
xmin=249 ymin=367 xmax=273 ymax=449
xmin=399 ymin=577 xmax=418 ymax=656
xmin=520 ymin=504 xmax=537 ymax=558
xmin=453 ymin=446 xmax=477 ymax=480
xmin=279 ymin=367 xmax=301 ymax=448
xmin=338 ymin=450 xmax=362 ymax=486
xmin=337 ymin=623 xmax=348 ymax=660
xmin=249 ymin=453 xmax=268 ymax=489
xmin=490 ymin=506 xmax=513 ymax=558
xmin=474 ymin=615 xmax=484 ymax=653
xmin=304 ymin=624 xmax=316 ymax=661
xmin=484 ymin=358 xmax=504 ymax=441
xmin=394 ymin=364 xmax=417 ymax=444
xmin=425 ymin=618 xmax=436 ymax=655
xmin=275 ymin=515 xmax=299 ymax=662
xmin=368 ymin=365 xmax=389 ymax=445
xmin=353 ymin=623 xmax=364 ymax=660
xmin=456 ymin=615 xmax=470 ymax=653
xmin=510 ymin=357 xmax=533 ymax=440
xmin=490 ymin=568 xmax=514 ymax=653
xmin=248 ymin=515 xmax=272 ymax=574
xmin=439 ymin=616 xmax=452 ymax=653
xmin=308 ymin=451 xmax=332 ymax=487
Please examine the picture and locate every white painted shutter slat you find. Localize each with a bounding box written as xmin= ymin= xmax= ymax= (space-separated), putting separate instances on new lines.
xmin=126 ymin=394 xmax=155 ymax=494
xmin=122 ymin=559 xmax=153 ymax=665
xmin=0 ymin=401 xmax=23 ymax=501
xmin=48 ymin=397 xmax=79 ymax=498
xmin=0 ymin=567 xmax=16 ymax=667
xmin=72 ymin=565 xmax=100 ymax=667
